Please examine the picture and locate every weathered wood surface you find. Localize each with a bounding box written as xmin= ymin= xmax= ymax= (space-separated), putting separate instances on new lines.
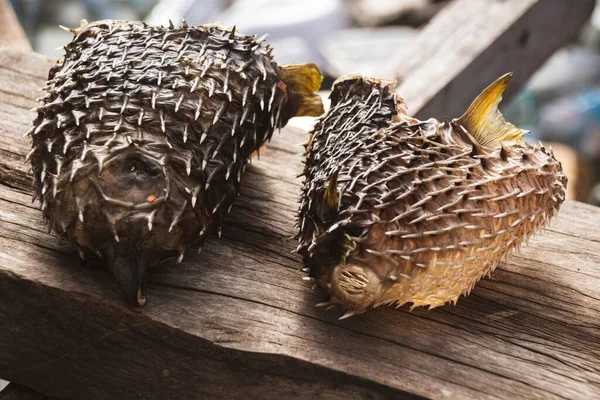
xmin=376 ymin=0 xmax=596 ymax=119
xmin=1 ymin=43 xmax=600 ymax=400
xmin=0 ymin=0 xmax=31 ymax=50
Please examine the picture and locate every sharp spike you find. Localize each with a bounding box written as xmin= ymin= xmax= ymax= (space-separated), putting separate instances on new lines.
xmin=120 ymin=95 xmax=129 ymax=114
xmin=213 ymin=103 xmax=225 ymax=125
xmin=268 ymin=83 xmax=277 ymax=112
xmin=201 ymin=59 xmax=213 ymax=77
xmin=147 ymin=210 xmax=156 ymax=232
xmin=190 ymin=77 xmax=199 ymax=93
xmin=223 ymin=70 xmax=230 ymax=94
xmin=339 ymin=311 xmax=356 ymax=320
xmin=255 ymin=33 xmax=268 ymax=45
xmin=242 ymin=87 xmax=249 ymax=107
xmin=175 ymin=94 xmax=184 ymax=112
xmin=208 ymin=79 xmax=215 ymax=97
xmin=40 ymin=164 xmax=47 ymax=182
xmin=183 ymin=124 xmax=189 ymax=143
xmin=58 ymin=24 xmax=75 ymax=34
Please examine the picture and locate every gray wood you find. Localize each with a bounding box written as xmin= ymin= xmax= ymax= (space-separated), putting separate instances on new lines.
xmin=1 ymin=42 xmax=600 ymax=400
xmin=376 ymin=0 xmax=596 ymax=119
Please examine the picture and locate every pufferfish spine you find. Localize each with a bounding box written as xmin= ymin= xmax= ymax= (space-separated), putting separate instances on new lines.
xmin=297 ymin=74 xmax=566 ymax=317
xmin=27 ymin=19 xmax=323 ymax=305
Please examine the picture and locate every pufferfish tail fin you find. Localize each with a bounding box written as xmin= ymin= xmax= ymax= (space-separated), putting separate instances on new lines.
xmin=456 ymin=72 xmax=529 ymax=149
xmin=280 ymin=63 xmax=325 ymax=117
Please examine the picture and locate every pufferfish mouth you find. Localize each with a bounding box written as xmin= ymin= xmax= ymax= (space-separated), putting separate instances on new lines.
xmin=96 ymin=150 xmax=168 ymax=210
xmin=321 ymin=264 xmax=387 ymax=315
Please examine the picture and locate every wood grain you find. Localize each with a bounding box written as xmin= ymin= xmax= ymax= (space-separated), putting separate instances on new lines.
xmin=376 ymin=0 xmax=596 ymax=119
xmin=1 ymin=47 xmax=599 ymax=399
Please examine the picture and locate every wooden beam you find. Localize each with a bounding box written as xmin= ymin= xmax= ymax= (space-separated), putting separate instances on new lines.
xmin=1 ymin=48 xmax=600 ymax=399
xmin=0 ymin=0 xmax=31 ymax=50
xmin=376 ymin=0 xmax=596 ymax=119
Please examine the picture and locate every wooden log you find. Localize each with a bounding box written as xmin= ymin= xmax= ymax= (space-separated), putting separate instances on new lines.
xmin=0 ymin=0 xmax=31 ymax=50
xmin=1 ymin=40 xmax=600 ymax=400
xmin=376 ymin=0 xmax=596 ymax=119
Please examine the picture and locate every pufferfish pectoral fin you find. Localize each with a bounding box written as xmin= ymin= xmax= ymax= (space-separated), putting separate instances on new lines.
xmin=456 ymin=72 xmax=529 ymax=149
xmin=321 ymin=169 xmax=340 ymax=221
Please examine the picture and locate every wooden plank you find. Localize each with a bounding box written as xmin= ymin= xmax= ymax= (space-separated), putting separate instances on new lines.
xmin=0 ymin=0 xmax=31 ymax=50
xmin=376 ymin=0 xmax=596 ymax=119
xmin=1 ymin=46 xmax=600 ymax=399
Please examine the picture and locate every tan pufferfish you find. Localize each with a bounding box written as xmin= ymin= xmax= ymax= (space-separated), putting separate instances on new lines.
xmin=296 ymin=73 xmax=567 ymax=317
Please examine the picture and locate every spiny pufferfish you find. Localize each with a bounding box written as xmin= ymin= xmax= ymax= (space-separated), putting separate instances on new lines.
xmin=297 ymin=73 xmax=567 ymax=318
xmin=27 ymin=19 xmax=324 ymax=305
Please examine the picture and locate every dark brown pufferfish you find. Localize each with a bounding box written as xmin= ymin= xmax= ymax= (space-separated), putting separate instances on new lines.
xmin=297 ymin=73 xmax=567 ymax=318
xmin=27 ymin=19 xmax=324 ymax=305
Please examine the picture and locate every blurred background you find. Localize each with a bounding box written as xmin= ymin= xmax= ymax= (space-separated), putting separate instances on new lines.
xmin=5 ymin=0 xmax=600 ymax=207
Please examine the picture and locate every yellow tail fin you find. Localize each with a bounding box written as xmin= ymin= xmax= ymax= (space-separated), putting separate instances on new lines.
xmin=280 ymin=63 xmax=324 ymax=117
xmin=457 ymin=73 xmax=528 ymax=149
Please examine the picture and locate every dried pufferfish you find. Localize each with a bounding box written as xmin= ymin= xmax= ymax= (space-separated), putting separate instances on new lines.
xmin=27 ymin=19 xmax=324 ymax=305
xmin=297 ymin=73 xmax=566 ymax=317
